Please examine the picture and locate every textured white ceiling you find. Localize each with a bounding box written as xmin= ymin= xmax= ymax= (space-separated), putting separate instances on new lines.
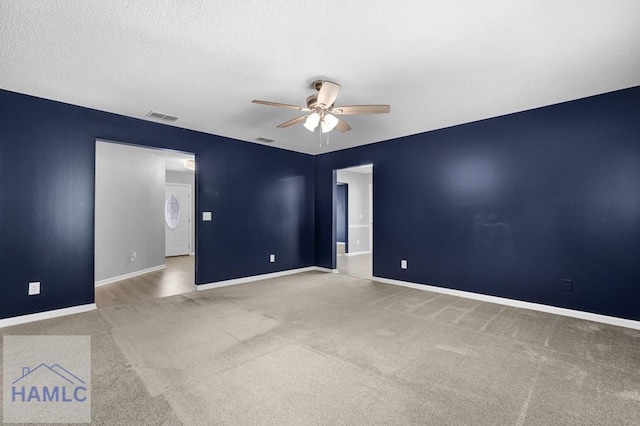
xmin=1 ymin=1 xmax=639 ymax=155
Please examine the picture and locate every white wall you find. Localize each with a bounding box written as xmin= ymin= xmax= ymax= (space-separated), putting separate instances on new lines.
xmin=165 ymin=170 xmax=195 ymax=253
xmin=165 ymin=170 xmax=194 ymax=185
xmin=337 ymin=169 xmax=372 ymax=253
xmin=95 ymin=141 xmax=165 ymax=283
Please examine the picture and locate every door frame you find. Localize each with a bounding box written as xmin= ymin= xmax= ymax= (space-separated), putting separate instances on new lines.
xmin=368 ymin=182 xmax=373 ymax=253
xmin=94 ymin=139 xmax=198 ymax=289
xmin=336 ymin=182 xmax=349 ymax=254
xmin=332 ymin=164 xmax=374 ymax=274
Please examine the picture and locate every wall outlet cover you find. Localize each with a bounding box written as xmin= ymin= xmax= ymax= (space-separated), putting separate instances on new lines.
xmin=203 ymin=211 xmax=212 ymax=221
xmin=563 ymin=279 xmax=573 ymax=291
xmin=401 ymin=260 xmax=408 ymax=269
xmin=270 ymin=254 xmax=275 ymax=263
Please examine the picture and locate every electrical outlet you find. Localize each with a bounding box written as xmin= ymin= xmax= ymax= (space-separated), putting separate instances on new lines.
xmin=130 ymin=251 xmax=136 ymax=262
xmin=563 ymin=279 xmax=573 ymax=291
xmin=28 ymin=281 xmax=40 ymax=296
xmin=401 ymin=260 xmax=408 ymax=270
xmin=270 ymin=254 xmax=275 ymax=263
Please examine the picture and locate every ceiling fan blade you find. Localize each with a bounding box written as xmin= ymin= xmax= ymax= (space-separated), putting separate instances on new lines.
xmin=332 ymin=105 xmax=391 ymax=115
xmin=317 ymin=81 xmax=341 ymax=107
xmin=276 ymin=114 xmax=309 ymax=128
xmin=252 ymin=100 xmax=310 ymax=111
xmin=335 ymin=118 xmax=351 ymax=133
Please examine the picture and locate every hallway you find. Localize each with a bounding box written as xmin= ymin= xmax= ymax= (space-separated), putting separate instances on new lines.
xmin=337 ymin=251 xmax=372 ymax=279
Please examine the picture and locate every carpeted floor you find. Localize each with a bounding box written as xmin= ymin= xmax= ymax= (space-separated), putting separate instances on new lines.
xmin=2 ymin=271 xmax=639 ymax=425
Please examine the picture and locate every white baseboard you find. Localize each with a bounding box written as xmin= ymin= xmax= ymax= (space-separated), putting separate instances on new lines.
xmin=345 ymin=251 xmax=370 ymax=257
xmin=373 ymin=276 xmax=640 ymax=331
xmin=0 ymin=304 xmax=97 ymax=329
xmin=197 ymin=267 xmax=320 ymax=291
xmin=336 ymin=242 xmax=345 ymax=246
xmin=95 ymin=264 xmax=166 ymax=287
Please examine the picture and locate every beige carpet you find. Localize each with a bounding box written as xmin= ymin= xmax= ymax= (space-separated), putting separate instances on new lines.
xmin=2 ymin=271 xmax=639 ymax=425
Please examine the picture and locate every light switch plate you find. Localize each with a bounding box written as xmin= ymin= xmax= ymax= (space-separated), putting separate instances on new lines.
xmin=401 ymin=260 xmax=408 ymax=269
xmin=202 ymin=211 xmax=212 ymax=221
xmin=270 ymin=254 xmax=275 ymax=263
xmin=28 ymin=281 xmax=40 ymax=296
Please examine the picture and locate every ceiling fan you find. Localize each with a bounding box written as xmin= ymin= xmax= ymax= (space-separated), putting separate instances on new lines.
xmin=252 ymin=80 xmax=390 ymax=134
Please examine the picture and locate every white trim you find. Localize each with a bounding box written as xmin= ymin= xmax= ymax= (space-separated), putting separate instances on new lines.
xmin=348 ymin=224 xmax=370 ymax=228
xmin=95 ymin=264 xmax=166 ymax=287
xmin=368 ymin=182 xmax=373 ymax=254
xmin=345 ymin=251 xmax=370 ymax=257
xmin=197 ymin=267 xmax=317 ymax=291
xmin=0 ymin=304 xmax=97 ymax=329
xmin=336 ymin=242 xmax=345 ymax=245
xmin=373 ymin=276 xmax=640 ymax=331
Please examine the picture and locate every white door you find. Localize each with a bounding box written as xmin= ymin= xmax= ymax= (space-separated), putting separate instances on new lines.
xmin=165 ymin=184 xmax=191 ymax=257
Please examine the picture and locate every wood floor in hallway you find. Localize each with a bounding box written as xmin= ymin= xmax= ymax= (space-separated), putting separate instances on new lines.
xmin=337 ymin=249 xmax=372 ymax=279
xmin=95 ymin=255 xmax=194 ymax=307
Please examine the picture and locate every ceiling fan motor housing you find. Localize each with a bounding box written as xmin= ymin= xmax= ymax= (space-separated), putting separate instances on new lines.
xmin=312 ymin=80 xmax=325 ymax=91
xmin=306 ymin=94 xmax=319 ymax=110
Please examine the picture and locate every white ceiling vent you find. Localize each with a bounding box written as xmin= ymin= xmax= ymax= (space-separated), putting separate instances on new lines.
xmin=256 ymin=137 xmax=275 ymax=143
xmin=147 ymin=111 xmax=179 ymax=122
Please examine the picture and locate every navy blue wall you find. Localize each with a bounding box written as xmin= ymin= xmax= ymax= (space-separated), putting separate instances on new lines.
xmin=3 ymin=86 xmax=639 ymax=322
xmin=336 ymin=184 xmax=347 ymax=243
xmin=0 ymin=89 xmax=315 ymax=320
xmin=315 ymin=86 xmax=640 ymax=321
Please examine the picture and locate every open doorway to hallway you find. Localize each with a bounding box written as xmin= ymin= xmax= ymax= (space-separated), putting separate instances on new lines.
xmin=94 ymin=140 xmax=196 ymax=307
xmin=335 ymin=164 xmax=373 ymax=279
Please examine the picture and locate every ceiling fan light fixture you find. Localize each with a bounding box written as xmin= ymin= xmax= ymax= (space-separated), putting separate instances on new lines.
xmin=184 ymin=159 xmax=196 ymax=171
xmin=321 ymin=113 xmax=339 ymax=133
xmin=303 ymin=112 xmax=320 ymax=132
xmin=252 ymin=80 xmax=390 ymax=137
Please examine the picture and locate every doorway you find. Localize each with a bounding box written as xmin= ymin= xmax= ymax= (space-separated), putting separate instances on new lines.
xmin=94 ymin=140 xmax=196 ymax=307
xmin=334 ymin=164 xmax=373 ymax=279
